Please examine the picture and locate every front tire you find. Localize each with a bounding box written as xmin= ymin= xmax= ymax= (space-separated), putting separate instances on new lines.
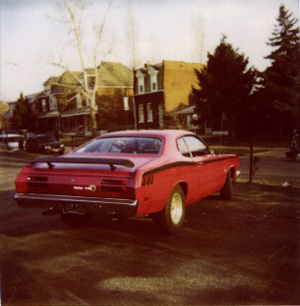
xmin=61 ymin=213 xmax=93 ymax=227
xmin=220 ymin=172 xmax=233 ymax=200
xmin=152 ymin=185 xmax=186 ymax=234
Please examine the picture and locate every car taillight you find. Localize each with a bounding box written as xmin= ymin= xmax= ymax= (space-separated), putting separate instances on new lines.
xmin=27 ymin=176 xmax=48 ymax=188
xmin=101 ymin=186 xmax=128 ymax=192
xmin=100 ymin=179 xmax=128 ymax=192
xmin=101 ymin=179 xmax=127 ymax=185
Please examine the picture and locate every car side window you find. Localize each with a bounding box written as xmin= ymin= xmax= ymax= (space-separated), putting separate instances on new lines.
xmin=177 ymin=137 xmax=191 ymax=157
xmin=183 ymin=136 xmax=208 ymax=157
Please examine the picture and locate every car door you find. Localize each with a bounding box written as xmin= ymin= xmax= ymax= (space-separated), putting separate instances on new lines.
xmin=182 ymin=135 xmax=223 ymax=199
xmin=176 ymin=137 xmax=205 ymax=203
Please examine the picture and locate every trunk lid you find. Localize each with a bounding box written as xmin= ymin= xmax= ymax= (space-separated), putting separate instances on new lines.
xmin=17 ymin=153 xmax=157 ymax=199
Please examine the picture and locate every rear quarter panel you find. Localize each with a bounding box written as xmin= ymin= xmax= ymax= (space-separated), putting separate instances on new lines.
xmin=134 ymin=160 xmax=198 ymax=215
xmin=134 ymin=153 xmax=239 ymax=216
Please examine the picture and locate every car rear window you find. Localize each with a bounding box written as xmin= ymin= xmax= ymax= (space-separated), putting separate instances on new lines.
xmin=74 ymin=137 xmax=163 ymax=154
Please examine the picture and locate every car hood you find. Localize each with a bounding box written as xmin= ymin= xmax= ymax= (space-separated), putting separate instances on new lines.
xmin=40 ymin=140 xmax=62 ymax=146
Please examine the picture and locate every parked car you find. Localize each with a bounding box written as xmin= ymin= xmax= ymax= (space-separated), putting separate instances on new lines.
xmin=0 ymin=134 xmax=25 ymax=151
xmin=15 ymin=130 xmax=240 ymax=233
xmin=26 ymin=134 xmax=65 ymax=154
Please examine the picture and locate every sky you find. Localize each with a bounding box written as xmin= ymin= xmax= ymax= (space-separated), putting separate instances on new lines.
xmin=0 ymin=0 xmax=299 ymax=102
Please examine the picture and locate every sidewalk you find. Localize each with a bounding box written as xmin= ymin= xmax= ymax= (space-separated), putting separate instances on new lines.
xmin=211 ymin=145 xmax=288 ymax=159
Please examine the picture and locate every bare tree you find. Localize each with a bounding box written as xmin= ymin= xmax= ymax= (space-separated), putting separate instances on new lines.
xmin=191 ymin=12 xmax=206 ymax=63
xmin=125 ymin=0 xmax=138 ymax=129
xmin=126 ymin=0 xmax=138 ymax=69
xmin=50 ymin=0 xmax=113 ymax=136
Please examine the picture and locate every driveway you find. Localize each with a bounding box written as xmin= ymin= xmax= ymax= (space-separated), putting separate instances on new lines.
xmin=1 ymin=151 xmax=300 ymax=305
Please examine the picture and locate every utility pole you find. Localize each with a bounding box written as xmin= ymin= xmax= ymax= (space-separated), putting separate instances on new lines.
xmin=249 ymin=137 xmax=253 ymax=183
xmin=249 ymin=137 xmax=260 ymax=183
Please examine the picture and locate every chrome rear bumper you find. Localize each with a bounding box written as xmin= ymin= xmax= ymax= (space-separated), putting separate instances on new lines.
xmin=15 ymin=193 xmax=138 ymax=216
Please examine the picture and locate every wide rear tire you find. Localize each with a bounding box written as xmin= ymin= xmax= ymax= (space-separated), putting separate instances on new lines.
xmin=152 ymin=185 xmax=186 ymax=234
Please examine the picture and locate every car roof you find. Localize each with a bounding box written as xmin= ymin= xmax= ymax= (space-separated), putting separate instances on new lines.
xmin=100 ymin=129 xmax=194 ymax=138
xmin=0 ymin=134 xmax=23 ymax=138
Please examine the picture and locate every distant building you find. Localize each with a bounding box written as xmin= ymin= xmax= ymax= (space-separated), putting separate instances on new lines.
xmin=175 ymin=105 xmax=199 ymax=132
xmin=30 ymin=77 xmax=61 ymax=134
xmin=134 ymin=60 xmax=204 ymax=130
xmin=4 ymin=101 xmax=16 ymax=120
xmin=29 ymin=62 xmax=134 ymax=136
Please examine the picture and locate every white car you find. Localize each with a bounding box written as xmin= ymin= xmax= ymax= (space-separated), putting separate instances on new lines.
xmin=0 ymin=134 xmax=25 ymax=151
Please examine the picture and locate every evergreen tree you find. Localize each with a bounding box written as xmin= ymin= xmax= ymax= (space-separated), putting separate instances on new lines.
xmin=191 ymin=36 xmax=256 ymax=137
xmin=263 ymin=5 xmax=299 ymax=137
xmin=11 ymin=93 xmax=37 ymax=131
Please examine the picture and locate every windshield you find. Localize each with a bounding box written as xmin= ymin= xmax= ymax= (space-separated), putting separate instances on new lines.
xmin=74 ymin=137 xmax=163 ymax=155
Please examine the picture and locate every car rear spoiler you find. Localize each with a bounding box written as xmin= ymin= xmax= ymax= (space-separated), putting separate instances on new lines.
xmin=31 ymin=156 xmax=135 ymax=170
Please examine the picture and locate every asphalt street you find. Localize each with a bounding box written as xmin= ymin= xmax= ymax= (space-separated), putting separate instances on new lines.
xmin=239 ymin=156 xmax=300 ymax=187
xmin=1 ymin=151 xmax=300 ymax=305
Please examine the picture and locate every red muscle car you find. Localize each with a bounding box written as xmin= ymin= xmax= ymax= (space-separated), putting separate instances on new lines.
xmin=15 ymin=130 xmax=240 ymax=233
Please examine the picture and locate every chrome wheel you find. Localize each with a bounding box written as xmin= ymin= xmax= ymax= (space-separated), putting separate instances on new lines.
xmin=151 ymin=185 xmax=186 ymax=234
xmin=170 ymin=192 xmax=183 ymax=225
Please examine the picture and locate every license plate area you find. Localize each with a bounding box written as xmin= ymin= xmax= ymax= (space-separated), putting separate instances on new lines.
xmin=64 ymin=203 xmax=85 ymax=214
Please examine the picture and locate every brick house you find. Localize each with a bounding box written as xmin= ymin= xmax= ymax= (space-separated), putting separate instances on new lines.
xmin=30 ymin=76 xmax=61 ymax=133
xmin=30 ymin=62 xmax=134 ymax=136
xmin=134 ymin=61 xmax=203 ymax=130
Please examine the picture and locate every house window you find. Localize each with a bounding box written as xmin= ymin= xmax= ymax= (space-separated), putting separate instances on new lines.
xmin=138 ymin=104 xmax=144 ymax=123
xmin=42 ymin=99 xmax=47 ymax=112
xmin=136 ymin=70 xmax=146 ymax=94
xmin=44 ymin=84 xmax=50 ymax=94
xmin=123 ymin=97 xmax=129 ymax=111
xmin=150 ymin=72 xmax=158 ymax=92
xmin=87 ymin=76 xmax=96 ymax=90
xmin=147 ymin=103 xmax=153 ymax=122
xmin=139 ymin=84 xmax=144 ymax=94
xmin=49 ymin=96 xmax=57 ymax=110
xmin=83 ymin=97 xmax=90 ymax=107
xmin=76 ymin=94 xmax=82 ymax=108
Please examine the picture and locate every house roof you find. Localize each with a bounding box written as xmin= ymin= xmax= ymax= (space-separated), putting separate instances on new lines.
xmin=41 ymin=62 xmax=133 ymax=96
xmin=175 ymin=105 xmax=196 ymax=115
xmin=37 ymin=110 xmax=60 ymax=119
xmin=60 ymin=107 xmax=91 ymax=118
xmin=135 ymin=63 xmax=161 ymax=76
xmin=43 ymin=76 xmax=60 ymax=86
xmin=96 ymin=62 xmax=133 ymax=87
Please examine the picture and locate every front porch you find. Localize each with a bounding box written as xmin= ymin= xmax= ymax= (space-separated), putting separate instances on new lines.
xmin=61 ymin=108 xmax=91 ymax=137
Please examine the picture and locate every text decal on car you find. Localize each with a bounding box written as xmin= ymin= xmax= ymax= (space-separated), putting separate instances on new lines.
xmin=73 ymin=185 xmax=96 ymax=192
